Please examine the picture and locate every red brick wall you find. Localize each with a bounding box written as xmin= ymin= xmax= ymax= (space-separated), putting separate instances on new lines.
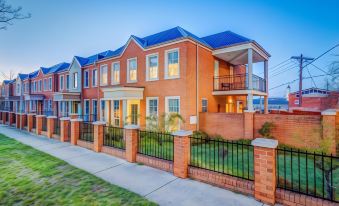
xmin=101 ymin=146 xmax=126 ymax=159
xmin=77 ymin=140 xmax=94 ymax=150
xmin=254 ymin=114 xmax=322 ymax=149
xmin=199 ymin=112 xmax=244 ymax=139
xmin=336 ymin=112 xmax=339 ymax=154
xmin=289 ymin=92 xmax=339 ymax=112
xmin=136 ymin=154 xmax=173 ymax=173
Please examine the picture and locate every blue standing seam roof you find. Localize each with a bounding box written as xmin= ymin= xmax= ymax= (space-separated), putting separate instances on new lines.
xmin=75 ymin=26 xmax=255 ymax=66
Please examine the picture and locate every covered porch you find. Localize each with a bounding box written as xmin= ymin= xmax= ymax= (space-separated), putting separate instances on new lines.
xmin=212 ymin=41 xmax=270 ymax=113
xmin=53 ymin=92 xmax=81 ymax=117
xmin=101 ymin=87 xmax=144 ymax=126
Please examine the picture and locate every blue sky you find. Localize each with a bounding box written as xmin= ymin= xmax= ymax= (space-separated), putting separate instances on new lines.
xmin=0 ymin=0 xmax=338 ymax=97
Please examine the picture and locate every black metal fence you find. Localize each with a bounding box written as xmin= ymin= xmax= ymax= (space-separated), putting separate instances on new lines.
xmin=79 ymin=122 xmax=94 ymax=142
xmin=190 ymin=136 xmax=254 ymax=180
xmin=103 ymin=126 xmax=125 ymax=149
xmin=41 ymin=116 xmax=47 ymax=131
xmin=277 ymin=148 xmax=339 ymax=202
xmin=54 ymin=119 xmax=60 ymax=135
xmin=138 ymin=130 xmax=174 ymax=161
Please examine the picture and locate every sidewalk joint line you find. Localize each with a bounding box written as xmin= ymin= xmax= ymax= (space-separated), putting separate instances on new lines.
xmin=143 ymin=177 xmax=179 ymax=197
xmin=94 ymin=162 xmax=126 ymax=174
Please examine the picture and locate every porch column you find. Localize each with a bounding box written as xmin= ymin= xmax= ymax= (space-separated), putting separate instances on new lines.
xmin=247 ymin=48 xmax=254 ymax=111
xmin=123 ymin=100 xmax=127 ymax=125
xmin=264 ymin=60 xmax=269 ymax=114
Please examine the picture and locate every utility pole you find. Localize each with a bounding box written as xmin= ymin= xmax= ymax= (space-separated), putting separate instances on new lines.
xmin=291 ymin=54 xmax=314 ymax=107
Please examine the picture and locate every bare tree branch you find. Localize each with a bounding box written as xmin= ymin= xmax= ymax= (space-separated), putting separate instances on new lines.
xmin=0 ymin=0 xmax=31 ymax=30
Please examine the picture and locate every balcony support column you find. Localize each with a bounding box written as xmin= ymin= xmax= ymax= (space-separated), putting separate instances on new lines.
xmin=247 ymin=48 xmax=254 ymax=111
xmin=264 ymin=60 xmax=269 ymax=114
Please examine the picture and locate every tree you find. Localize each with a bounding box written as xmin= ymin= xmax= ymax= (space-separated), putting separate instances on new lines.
xmin=0 ymin=0 xmax=31 ymax=30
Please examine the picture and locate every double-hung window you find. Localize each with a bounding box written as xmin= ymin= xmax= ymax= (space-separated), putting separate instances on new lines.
xmin=127 ymin=58 xmax=137 ymax=83
xmin=92 ymin=69 xmax=97 ymax=87
xmin=43 ymin=79 xmax=47 ymax=91
xmin=84 ymin=100 xmax=90 ymax=122
xmin=84 ymin=70 xmax=89 ymax=88
xmin=112 ymin=100 xmax=120 ymax=126
xmin=146 ymin=54 xmax=158 ymax=81
xmin=165 ymin=48 xmax=179 ymax=79
xmin=38 ymin=80 xmax=42 ymax=91
xmin=66 ymin=74 xmax=70 ymax=90
xmin=49 ymin=77 xmax=52 ymax=91
xmin=73 ymin=72 xmax=78 ymax=89
xmin=59 ymin=75 xmax=64 ymax=91
xmin=146 ymin=97 xmax=158 ymax=118
xmin=100 ymin=65 xmax=108 ymax=86
xmin=111 ymin=62 xmax=120 ymax=85
xmin=165 ymin=96 xmax=180 ymax=131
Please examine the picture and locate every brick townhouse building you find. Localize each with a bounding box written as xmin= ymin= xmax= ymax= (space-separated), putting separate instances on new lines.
xmin=289 ymin=87 xmax=339 ymax=112
xmin=0 ymin=26 xmax=270 ymax=131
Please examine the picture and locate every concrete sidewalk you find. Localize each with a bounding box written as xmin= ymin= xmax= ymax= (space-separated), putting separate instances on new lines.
xmin=0 ymin=125 xmax=264 ymax=206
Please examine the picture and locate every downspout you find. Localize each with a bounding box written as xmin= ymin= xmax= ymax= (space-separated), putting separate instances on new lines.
xmin=196 ymin=44 xmax=199 ymax=131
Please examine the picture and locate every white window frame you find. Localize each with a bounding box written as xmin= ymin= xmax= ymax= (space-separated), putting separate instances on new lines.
xmin=43 ymin=79 xmax=47 ymax=91
xmin=84 ymin=69 xmax=89 ymax=88
xmin=59 ymin=75 xmax=64 ymax=91
xmin=92 ymin=99 xmax=98 ymax=116
xmin=83 ymin=99 xmax=90 ymax=115
xmin=111 ymin=100 xmax=120 ymax=127
xmin=111 ymin=61 xmax=120 ymax=85
xmin=146 ymin=53 xmax=159 ymax=81
xmin=49 ymin=77 xmax=52 ymax=91
xmin=73 ymin=72 xmax=78 ymax=89
xmin=146 ymin=97 xmax=159 ymax=117
xmin=164 ymin=48 xmax=180 ymax=79
xmin=165 ymin=96 xmax=180 ymax=114
xmin=100 ymin=64 xmax=108 ymax=86
xmin=66 ymin=74 xmax=70 ymax=90
xmin=92 ymin=69 xmax=98 ymax=87
xmin=127 ymin=57 xmax=137 ymax=83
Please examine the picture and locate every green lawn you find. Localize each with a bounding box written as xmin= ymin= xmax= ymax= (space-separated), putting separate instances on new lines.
xmin=0 ymin=134 xmax=156 ymax=206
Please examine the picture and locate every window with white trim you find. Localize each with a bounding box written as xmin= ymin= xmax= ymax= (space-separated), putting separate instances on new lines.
xmin=146 ymin=54 xmax=158 ymax=81
xmin=73 ymin=72 xmax=78 ymax=88
xmin=84 ymin=99 xmax=90 ymax=122
xmin=202 ymin=99 xmax=208 ymax=112
xmin=100 ymin=65 xmax=108 ymax=86
xmin=59 ymin=75 xmax=64 ymax=91
xmin=165 ymin=48 xmax=179 ymax=79
xmin=38 ymin=80 xmax=42 ymax=91
xmin=43 ymin=79 xmax=47 ymax=91
xmin=84 ymin=70 xmax=89 ymax=88
xmin=165 ymin=96 xmax=180 ymax=131
xmin=66 ymin=74 xmax=70 ymax=90
xmin=49 ymin=77 xmax=52 ymax=91
xmin=127 ymin=58 xmax=137 ymax=83
xmin=111 ymin=62 xmax=120 ymax=84
xmin=146 ymin=97 xmax=158 ymax=117
xmin=112 ymin=100 xmax=120 ymax=126
xmin=92 ymin=69 xmax=97 ymax=87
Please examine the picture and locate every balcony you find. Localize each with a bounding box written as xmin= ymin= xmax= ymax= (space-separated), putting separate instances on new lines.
xmin=213 ymin=73 xmax=266 ymax=93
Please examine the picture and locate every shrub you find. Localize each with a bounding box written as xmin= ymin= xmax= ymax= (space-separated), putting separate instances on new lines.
xmin=258 ymin=122 xmax=275 ymax=139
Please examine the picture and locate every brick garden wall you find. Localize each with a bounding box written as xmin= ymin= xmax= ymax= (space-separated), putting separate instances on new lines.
xmin=101 ymin=146 xmax=126 ymax=159
xmin=136 ymin=154 xmax=173 ymax=173
xmin=199 ymin=112 xmax=244 ymax=140
xmin=254 ymin=114 xmax=323 ymax=149
xmin=336 ymin=112 xmax=339 ymax=154
xmin=77 ymin=140 xmax=94 ymax=150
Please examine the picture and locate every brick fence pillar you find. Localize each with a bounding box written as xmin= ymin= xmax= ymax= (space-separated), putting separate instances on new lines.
xmin=172 ymin=130 xmax=192 ymax=178
xmin=36 ymin=115 xmax=45 ymax=135
xmin=2 ymin=112 xmax=6 ymax=124
xmin=60 ymin=117 xmax=70 ymax=142
xmin=321 ymin=109 xmax=337 ymax=154
xmin=27 ymin=113 xmax=34 ymax=132
xmin=9 ymin=112 xmax=14 ymax=126
xmin=20 ymin=114 xmax=27 ymax=130
xmin=47 ymin=116 xmax=57 ymax=138
xmin=251 ymin=138 xmax=278 ymax=205
xmin=124 ymin=125 xmax=139 ymax=163
xmin=15 ymin=113 xmax=21 ymax=129
xmin=70 ymin=118 xmax=82 ymax=145
xmin=93 ymin=121 xmax=105 ymax=152
xmin=244 ymin=110 xmax=255 ymax=139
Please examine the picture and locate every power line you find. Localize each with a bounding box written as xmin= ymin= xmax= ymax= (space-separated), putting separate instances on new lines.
xmin=306 ymin=66 xmax=317 ymax=88
xmin=270 ymin=65 xmax=298 ymax=78
xmin=302 ymin=44 xmax=339 ymax=70
xmin=310 ymin=63 xmax=329 ymax=75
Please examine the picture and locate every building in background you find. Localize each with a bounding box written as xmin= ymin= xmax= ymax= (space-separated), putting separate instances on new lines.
xmin=253 ymin=97 xmax=288 ymax=112
xmin=288 ymin=87 xmax=339 ymax=112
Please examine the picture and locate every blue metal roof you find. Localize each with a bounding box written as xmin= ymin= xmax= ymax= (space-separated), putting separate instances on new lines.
xmin=29 ymin=70 xmax=39 ymax=79
xmin=201 ymin=31 xmax=251 ymax=49
xmin=40 ymin=62 xmax=70 ymax=75
xmin=18 ymin=73 xmax=29 ymax=80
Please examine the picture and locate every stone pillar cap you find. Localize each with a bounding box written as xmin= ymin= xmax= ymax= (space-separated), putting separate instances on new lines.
xmin=27 ymin=113 xmax=36 ymax=115
xmin=251 ymin=138 xmax=278 ymax=149
xmin=36 ymin=115 xmax=46 ymax=117
xmin=321 ymin=109 xmax=337 ymax=116
xmin=124 ymin=124 xmax=139 ymax=129
xmin=70 ymin=118 xmax=83 ymax=122
xmin=244 ymin=110 xmax=255 ymax=113
xmin=92 ymin=121 xmax=106 ymax=125
xmin=60 ymin=117 xmax=71 ymax=121
xmin=47 ymin=116 xmax=57 ymax=119
xmin=172 ymin=130 xmax=193 ymax=137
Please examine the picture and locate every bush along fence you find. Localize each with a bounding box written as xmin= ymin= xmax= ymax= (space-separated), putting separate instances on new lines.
xmin=0 ymin=113 xmax=338 ymax=206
